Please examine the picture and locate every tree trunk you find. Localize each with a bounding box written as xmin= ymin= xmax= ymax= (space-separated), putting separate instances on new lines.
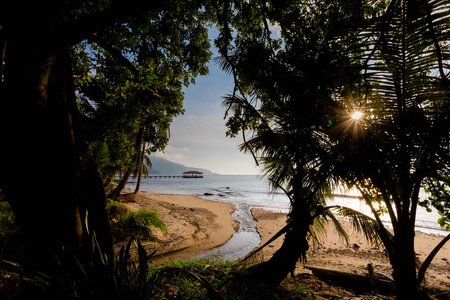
xmin=0 ymin=3 xmax=113 ymax=277
xmin=249 ymin=211 xmax=309 ymax=285
xmin=108 ymin=127 xmax=145 ymax=199
xmin=108 ymin=167 xmax=133 ymax=200
xmin=134 ymin=143 xmax=146 ymax=194
xmin=390 ymin=226 xmax=421 ymax=299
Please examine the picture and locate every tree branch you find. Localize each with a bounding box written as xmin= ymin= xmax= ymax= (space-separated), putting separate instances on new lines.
xmin=91 ymin=37 xmax=141 ymax=82
xmin=241 ymin=221 xmax=291 ymax=263
xmin=241 ymin=128 xmax=259 ymax=167
xmin=417 ymin=232 xmax=450 ymax=287
xmin=41 ymin=0 xmax=171 ymax=59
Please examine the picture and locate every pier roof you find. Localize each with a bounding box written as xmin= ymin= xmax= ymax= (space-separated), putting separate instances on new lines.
xmin=183 ymin=171 xmax=203 ymax=174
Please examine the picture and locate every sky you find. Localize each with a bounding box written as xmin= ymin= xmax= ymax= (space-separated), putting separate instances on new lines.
xmin=153 ymin=29 xmax=261 ymax=175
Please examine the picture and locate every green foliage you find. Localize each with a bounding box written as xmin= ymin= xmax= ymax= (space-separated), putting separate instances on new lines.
xmin=0 ymin=203 xmax=16 ymax=234
xmin=8 ymin=235 xmax=229 ymax=300
xmin=93 ymin=141 xmax=110 ymax=170
xmin=8 ymin=234 xmax=318 ymax=300
xmin=73 ymin=1 xmax=214 ymax=185
xmin=113 ymin=209 xmax=168 ymax=240
xmin=106 ymin=199 xmax=168 ymax=240
xmin=295 ymin=287 xmax=316 ymax=299
xmin=106 ymin=198 xmax=128 ymax=220
xmin=19 ymin=238 xmax=161 ymax=299
xmin=216 ymin=0 xmax=383 ymax=263
xmin=423 ymin=179 xmax=450 ymax=231
xmin=149 ymin=257 xmax=315 ymax=300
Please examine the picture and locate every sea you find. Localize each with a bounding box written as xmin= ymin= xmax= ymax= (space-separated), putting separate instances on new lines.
xmin=126 ymin=174 xmax=447 ymax=260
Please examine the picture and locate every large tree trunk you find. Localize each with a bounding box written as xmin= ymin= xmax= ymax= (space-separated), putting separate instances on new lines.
xmin=249 ymin=210 xmax=310 ymax=285
xmin=0 ymin=2 xmax=112 ymax=277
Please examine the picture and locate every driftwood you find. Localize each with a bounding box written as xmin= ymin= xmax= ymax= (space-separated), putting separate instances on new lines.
xmin=304 ymin=266 xmax=395 ymax=295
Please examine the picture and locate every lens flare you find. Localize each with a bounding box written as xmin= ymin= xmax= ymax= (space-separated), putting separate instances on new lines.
xmin=351 ymin=111 xmax=363 ymax=120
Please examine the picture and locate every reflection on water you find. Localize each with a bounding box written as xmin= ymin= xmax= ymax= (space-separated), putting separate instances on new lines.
xmin=129 ymin=175 xmax=447 ymax=261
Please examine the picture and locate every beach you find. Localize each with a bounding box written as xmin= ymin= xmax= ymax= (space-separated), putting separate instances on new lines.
xmin=123 ymin=192 xmax=450 ymax=292
xmin=252 ymin=209 xmax=450 ymax=292
xmin=120 ymin=192 xmax=238 ymax=264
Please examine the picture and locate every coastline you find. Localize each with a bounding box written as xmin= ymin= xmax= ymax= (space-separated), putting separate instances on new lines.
xmin=120 ymin=191 xmax=238 ymax=264
xmin=122 ymin=192 xmax=449 ymax=291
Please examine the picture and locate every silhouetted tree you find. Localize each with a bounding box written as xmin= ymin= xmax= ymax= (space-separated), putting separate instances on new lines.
xmin=216 ymin=1 xmax=450 ymax=298
xmin=0 ymin=0 xmax=212 ymax=282
xmin=216 ymin=0 xmax=382 ymax=285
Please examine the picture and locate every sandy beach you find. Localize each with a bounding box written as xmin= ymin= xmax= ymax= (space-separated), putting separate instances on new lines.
xmin=120 ymin=192 xmax=238 ymax=264
xmin=123 ymin=192 xmax=450 ymax=292
xmin=252 ymin=209 xmax=450 ymax=292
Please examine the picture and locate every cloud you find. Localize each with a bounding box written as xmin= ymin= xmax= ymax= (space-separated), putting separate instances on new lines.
xmin=169 ymin=114 xmax=231 ymax=146
xmin=151 ymin=114 xmax=260 ymax=174
xmin=154 ymin=145 xmax=190 ymax=165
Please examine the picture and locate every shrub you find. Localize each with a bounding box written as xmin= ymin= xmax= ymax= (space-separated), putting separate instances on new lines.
xmin=113 ymin=209 xmax=167 ymax=240
xmin=106 ymin=198 xmax=128 ymax=220
xmin=0 ymin=203 xmax=16 ymax=234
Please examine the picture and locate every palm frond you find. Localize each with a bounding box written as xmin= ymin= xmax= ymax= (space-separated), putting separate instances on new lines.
xmin=95 ymin=142 xmax=110 ymax=169
xmin=222 ymin=93 xmax=264 ymax=127
xmin=142 ymin=154 xmax=152 ymax=178
xmin=361 ymin=0 xmax=450 ymax=116
xmin=213 ymin=53 xmax=237 ymax=76
xmin=133 ymin=209 xmax=168 ymax=234
xmin=308 ymin=213 xmax=332 ymax=248
xmin=114 ymin=209 xmax=168 ymax=240
xmin=330 ymin=205 xmax=384 ymax=247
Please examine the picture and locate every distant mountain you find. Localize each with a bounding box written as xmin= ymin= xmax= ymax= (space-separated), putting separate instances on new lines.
xmin=148 ymin=156 xmax=218 ymax=175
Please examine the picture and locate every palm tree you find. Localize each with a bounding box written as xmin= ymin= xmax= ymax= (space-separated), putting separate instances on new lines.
xmin=113 ymin=208 xmax=167 ymax=240
xmin=215 ymin=1 xmax=384 ymax=283
xmin=222 ymin=89 xmax=382 ymax=284
xmin=331 ymin=0 xmax=450 ymax=298
xmin=218 ymin=3 xmax=384 ymax=283
xmin=216 ymin=1 xmax=449 ymax=296
xmin=133 ymin=143 xmax=152 ymax=194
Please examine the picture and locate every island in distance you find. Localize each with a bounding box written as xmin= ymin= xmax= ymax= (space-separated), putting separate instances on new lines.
xmin=148 ymin=156 xmax=218 ymax=176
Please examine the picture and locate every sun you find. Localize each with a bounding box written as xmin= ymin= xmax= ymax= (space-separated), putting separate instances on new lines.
xmin=351 ymin=111 xmax=363 ymax=120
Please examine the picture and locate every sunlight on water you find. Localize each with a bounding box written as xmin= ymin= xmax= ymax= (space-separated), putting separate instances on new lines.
xmin=127 ymin=175 xmax=446 ymax=260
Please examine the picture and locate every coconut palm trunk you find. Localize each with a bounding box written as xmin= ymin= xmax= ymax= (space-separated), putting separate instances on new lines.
xmin=250 ymin=208 xmax=310 ymax=284
xmin=134 ymin=142 xmax=147 ymax=194
xmin=108 ymin=127 xmax=145 ymax=199
xmin=391 ymin=233 xmax=419 ymax=298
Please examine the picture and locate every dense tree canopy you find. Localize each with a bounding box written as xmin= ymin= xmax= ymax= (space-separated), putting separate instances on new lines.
xmin=73 ymin=2 xmax=213 ymax=187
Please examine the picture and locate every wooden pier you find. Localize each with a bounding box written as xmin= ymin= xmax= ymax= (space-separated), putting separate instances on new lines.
xmin=149 ymin=175 xmax=184 ymax=178
xmin=149 ymin=171 xmax=203 ymax=179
